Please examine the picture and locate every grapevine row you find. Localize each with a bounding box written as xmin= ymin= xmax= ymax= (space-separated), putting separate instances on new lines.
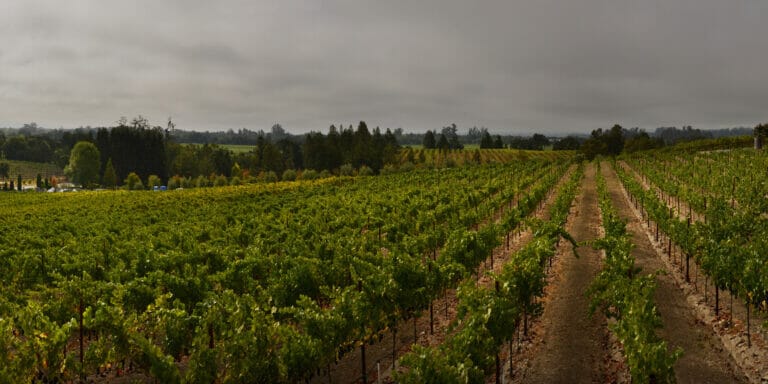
xmin=0 ymin=160 xmax=569 ymax=382
xmin=395 ymin=163 xmax=583 ymax=383
xmin=616 ymin=157 xmax=767 ymax=347
xmin=587 ymin=163 xmax=680 ymax=383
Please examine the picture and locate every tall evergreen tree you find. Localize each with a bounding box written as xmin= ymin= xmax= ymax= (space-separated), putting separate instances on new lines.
xmin=102 ymin=158 xmax=117 ymax=188
xmin=423 ymin=130 xmax=436 ymax=149
xmin=479 ymin=131 xmax=493 ymax=148
xmin=437 ymin=134 xmax=449 ymax=150
xmin=493 ymin=135 xmax=504 ymax=149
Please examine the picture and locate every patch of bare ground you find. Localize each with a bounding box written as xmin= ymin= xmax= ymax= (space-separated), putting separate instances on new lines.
xmin=618 ymin=160 xmax=768 ymax=383
xmin=604 ymin=162 xmax=757 ymax=383
xmin=510 ymin=163 xmax=614 ymax=384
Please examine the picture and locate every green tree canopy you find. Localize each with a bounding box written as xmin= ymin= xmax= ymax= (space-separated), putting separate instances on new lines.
xmin=580 ymin=124 xmax=625 ymax=160
xmin=553 ymin=136 xmax=581 ymax=150
xmin=124 ymin=172 xmax=144 ymax=190
xmin=65 ymin=141 xmax=101 ymax=188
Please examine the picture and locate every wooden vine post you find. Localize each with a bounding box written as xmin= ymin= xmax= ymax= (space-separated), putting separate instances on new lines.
xmin=358 ymin=280 xmax=367 ymax=384
xmin=429 ymin=263 xmax=434 ymax=335
xmin=495 ymin=280 xmax=501 ymax=384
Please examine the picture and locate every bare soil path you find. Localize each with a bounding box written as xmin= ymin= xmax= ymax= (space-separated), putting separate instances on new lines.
xmin=514 ymin=163 xmax=611 ymax=383
xmin=601 ymin=163 xmax=747 ymax=383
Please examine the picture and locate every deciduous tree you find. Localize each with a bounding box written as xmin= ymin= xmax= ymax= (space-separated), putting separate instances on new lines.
xmin=65 ymin=141 xmax=101 ymax=188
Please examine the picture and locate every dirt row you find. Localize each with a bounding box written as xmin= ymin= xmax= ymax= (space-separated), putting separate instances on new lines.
xmin=510 ymin=162 xmax=613 ymax=383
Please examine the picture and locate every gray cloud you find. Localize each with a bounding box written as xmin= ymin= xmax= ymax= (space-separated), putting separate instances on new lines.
xmin=1 ymin=0 xmax=767 ymax=134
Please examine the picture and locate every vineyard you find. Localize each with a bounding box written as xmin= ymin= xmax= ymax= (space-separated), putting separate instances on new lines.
xmin=1 ymin=160 xmax=64 ymax=184
xmin=397 ymin=148 xmax=572 ymax=168
xmin=620 ymin=149 xmax=768 ymax=338
xmin=2 ymin=146 xmax=768 ymax=383
xmin=0 ymin=157 xmax=579 ymax=383
xmin=615 ymin=149 xmax=768 ymax=381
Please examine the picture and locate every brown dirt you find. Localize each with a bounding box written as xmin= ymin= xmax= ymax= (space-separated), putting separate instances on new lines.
xmin=512 ymin=163 xmax=612 ymax=383
xmin=601 ymin=163 xmax=748 ymax=383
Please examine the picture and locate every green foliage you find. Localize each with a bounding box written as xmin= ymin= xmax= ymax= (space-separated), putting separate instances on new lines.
xmin=213 ymin=174 xmax=228 ymax=187
xmin=358 ymin=165 xmax=374 ymax=176
xmin=102 ymin=158 xmax=118 ymax=188
xmin=300 ymin=169 xmax=318 ymax=180
xmin=65 ymin=141 xmax=101 ymax=188
xmin=194 ymin=175 xmax=208 ymax=188
xmin=0 ymin=162 xmax=9 ymax=180
xmin=588 ymin=165 xmax=680 ymax=382
xmin=181 ymin=176 xmax=194 ymax=188
xmin=281 ymin=169 xmax=297 ymax=181
xmin=0 ymin=159 xmax=578 ymax=381
xmin=167 ymin=175 xmax=182 ymax=190
xmin=553 ymin=136 xmax=581 ymax=150
xmin=398 ymin=344 xmax=483 ymax=384
xmin=261 ymin=170 xmax=278 ymax=183
xmin=422 ymin=130 xmax=437 ymax=149
xmin=399 ymin=162 xmax=582 ymax=381
xmin=507 ymin=133 xmax=549 ymax=150
xmin=231 ymin=162 xmax=242 ymax=178
xmin=339 ymin=163 xmax=354 ymax=176
xmin=124 ymin=171 xmax=144 ymax=190
xmin=379 ymin=164 xmax=398 ymax=175
xmin=147 ymin=174 xmax=162 ymax=189
xmin=581 ymin=124 xmax=624 ymax=160
xmin=624 ymin=132 xmax=664 ymax=153
xmin=620 ymin=147 xmax=768 ymax=353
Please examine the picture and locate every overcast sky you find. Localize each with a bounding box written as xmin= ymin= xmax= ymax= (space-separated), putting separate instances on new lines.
xmin=1 ymin=1 xmax=766 ymax=135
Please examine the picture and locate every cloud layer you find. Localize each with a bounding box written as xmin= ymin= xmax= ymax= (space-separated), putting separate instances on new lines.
xmin=1 ymin=1 xmax=766 ymax=134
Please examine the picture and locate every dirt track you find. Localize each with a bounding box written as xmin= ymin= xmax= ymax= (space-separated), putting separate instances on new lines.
xmin=515 ymin=163 xmax=610 ymax=383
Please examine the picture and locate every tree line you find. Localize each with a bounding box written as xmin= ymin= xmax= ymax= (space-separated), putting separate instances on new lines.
xmin=579 ymin=123 xmax=762 ymax=160
xmin=62 ymin=119 xmax=401 ymax=188
xmin=1 ymin=119 xmax=757 ymax=188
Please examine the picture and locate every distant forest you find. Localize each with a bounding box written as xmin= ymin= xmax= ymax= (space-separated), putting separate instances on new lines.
xmin=0 ymin=119 xmax=755 ymax=186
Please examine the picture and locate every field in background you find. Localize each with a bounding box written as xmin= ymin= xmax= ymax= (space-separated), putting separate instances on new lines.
xmin=179 ymin=143 xmax=256 ymax=153
xmin=398 ymin=147 xmax=574 ymax=167
xmin=219 ymin=144 xmax=256 ymax=153
xmin=3 ymin=160 xmax=63 ymax=182
xmin=180 ymin=142 xmax=574 ymax=169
